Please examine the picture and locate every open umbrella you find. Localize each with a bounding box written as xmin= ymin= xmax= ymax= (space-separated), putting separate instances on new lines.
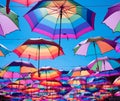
xmin=74 ymin=36 xmax=116 ymax=56
xmin=0 ymin=60 xmax=36 ymax=79
xmin=31 ymin=66 xmax=61 ymax=80
xmin=24 ymin=0 xmax=95 ymax=48
xmin=0 ymin=4 xmax=19 ymax=36
xmin=103 ymin=3 xmax=120 ymax=32
xmin=0 ymin=44 xmax=11 ymax=57
xmin=13 ymin=38 xmax=64 ymax=71
xmin=68 ymin=66 xmax=94 ymax=78
xmin=87 ymin=56 xmax=120 ymax=72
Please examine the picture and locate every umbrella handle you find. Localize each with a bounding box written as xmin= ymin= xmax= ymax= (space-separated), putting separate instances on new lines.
xmin=6 ymin=0 xmax=10 ymax=14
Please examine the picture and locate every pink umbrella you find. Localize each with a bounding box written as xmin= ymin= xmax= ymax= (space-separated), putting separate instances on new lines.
xmin=103 ymin=3 xmax=120 ymax=32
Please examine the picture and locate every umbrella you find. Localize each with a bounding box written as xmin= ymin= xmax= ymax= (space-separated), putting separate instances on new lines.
xmin=24 ymin=0 xmax=95 ymax=47
xmin=0 ymin=4 xmax=19 ymax=36
xmin=31 ymin=66 xmax=61 ymax=80
xmin=103 ymin=3 xmax=120 ymax=32
xmin=87 ymin=56 xmax=120 ymax=72
xmin=0 ymin=60 xmax=36 ymax=79
xmin=0 ymin=44 xmax=11 ymax=57
xmin=13 ymin=38 xmax=64 ymax=71
xmin=74 ymin=36 xmax=116 ymax=56
xmin=40 ymin=80 xmax=62 ymax=87
xmin=68 ymin=66 xmax=94 ymax=78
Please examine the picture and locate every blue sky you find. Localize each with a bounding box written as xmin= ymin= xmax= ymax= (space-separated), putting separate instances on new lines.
xmin=0 ymin=0 xmax=120 ymax=71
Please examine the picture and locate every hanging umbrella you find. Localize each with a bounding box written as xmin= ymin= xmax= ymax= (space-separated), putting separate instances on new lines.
xmin=68 ymin=66 xmax=94 ymax=78
xmin=0 ymin=4 xmax=19 ymax=36
xmin=0 ymin=44 xmax=11 ymax=57
xmin=86 ymin=76 xmax=109 ymax=85
xmin=87 ymin=56 xmax=120 ymax=72
xmin=74 ymin=36 xmax=116 ymax=57
xmin=13 ymin=38 xmax=64 ymax=71
xmin=103 ymin=3 xmax=120 ymax=32
xmin=31 ymin=66 xmax=61 ymax=80
xmin=24 ymin=0 xmax=95 ymax=47
xmin=40 ymin=80 xmax=62 ymax=87
xmin=0 ymin=60 xmax=36 ymax=79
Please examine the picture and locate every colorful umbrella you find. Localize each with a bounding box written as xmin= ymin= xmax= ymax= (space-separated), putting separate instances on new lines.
xmin=13 ymin=38 xmax=64 ymax=70
xmin=0 ymin=4 xmax=19 ymax=36
xmin=31 ymin=66 xmax=61 ymax=80
xmin=86 ymin=76 xmax=109 ymax=85
xmin=0 ymin=44 xmax=11 ymax=56
xmin=40 ymin=80 xmax=62 ymax=87
xmin=69 ymin=66 xmax=94 ymax=78
xmin=103 ymin=3 xmax=120 ymax=32
xmin=24 ymin=0 xmax=95 ymax=46
xmin=0 ymin=61 xmax=36 ymax=79
xmin=87 ymin=56 xmax=120 ymax=72
xmin=74 ymin=36 xmax=116 ymax=56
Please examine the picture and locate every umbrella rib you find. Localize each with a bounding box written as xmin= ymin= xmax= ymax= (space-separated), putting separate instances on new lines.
xmin=44 ymin=45 xmax=55 ymax=59
xmin=63 ymin=10 xmax=77 ymax=39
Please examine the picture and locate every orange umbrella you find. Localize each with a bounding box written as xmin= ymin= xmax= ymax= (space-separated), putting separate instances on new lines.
xmin=31 ymin=66 xmax=61 ymax=80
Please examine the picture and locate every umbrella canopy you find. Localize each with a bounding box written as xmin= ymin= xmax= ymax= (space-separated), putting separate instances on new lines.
xmin=13 ymin=38 xmax=64 ymax=60
xmin=24 ymin=0 xmax=95 ymax=39
xmin=103 ymin=3 xmax=120 ymax=32
xmin=87 ymin=56 xmax=120 ymax=72
xmin=74 ymin=36 xmax=116 ymax=56
xmin=69 ymin=66 xmax=94 ymax=78
xmin=40 ymin=80 xmax=62 ymax=87
xmin=0 ymin=61 xmax=36 ymax=79
xmin=31 ymin=66 xmax=61 ymax=80
xmin=0 ymin=4 xmax=19 ymax=36
xmin=0 ymin=44 xmax=11 ymax=56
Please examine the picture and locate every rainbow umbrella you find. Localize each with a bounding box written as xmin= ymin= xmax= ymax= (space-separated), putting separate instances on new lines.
xmin=0 ymin=60 xmax=36 ymax=79
xmin=74 ymin=36 xmax=116 ymax=57
xmin=31 ymin=66 xmax=61 ymax=80
xmin=68 ymin=77 xmax=86 ymax=88
xmin=24 ymin=0 xmax=95 ymax=47
xmin=13 ymin=38 xmax=64 ymax=71
xmin=68 ymin=66 xmax=94 ymax=78
xmin=40 ymin=80 xmax=62 ymax=87
xmin=87 ymin=56 xmax=120 ymax=72
xmin=87 ymin=76 xmax=109 ymax=85
xmin=0 ymin=4 xmax=19 ymax=36
xmin=0 ymin=44 xmax=11 ymax=56
xmin=103 ymin=3 xmax=120 ymax=32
